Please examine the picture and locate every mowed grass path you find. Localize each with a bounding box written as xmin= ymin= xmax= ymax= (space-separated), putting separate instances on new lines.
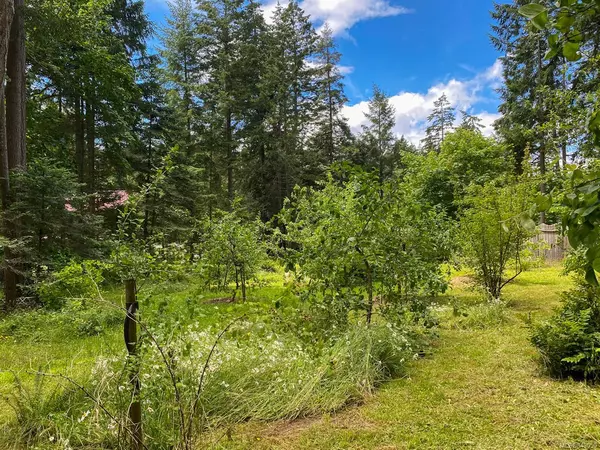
xmin=221 ymin=266 xmax=600 ymax=450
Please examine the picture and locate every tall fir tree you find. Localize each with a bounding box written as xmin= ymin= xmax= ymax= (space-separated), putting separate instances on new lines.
xmin=359 ymin=85 xmax=396 ymax=180
xmin=197 ymin=0 xmax=266 ymax=208
xmin=422 ymin=93 xmax=455 ymax=152
xmin=250 ymin=0 xmax=320 ymax=219
xmin=308 ymin=23 xmax=351 ymax=169
xmin=459 ymin=110 xmax=484 ymax=133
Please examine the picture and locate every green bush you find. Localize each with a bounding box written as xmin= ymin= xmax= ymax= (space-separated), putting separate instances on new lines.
xmin=35 ymin=260 xmax=109 ymax=310
xmin=278 ymin=169 xmax=451 ymax=328
xmin=458 ymin=178 xmax=536 ymax=300
xmin=532 ymin=284 xmax=600 ymax=380
xmin=196 ymin=211 xmax=268 ymax=300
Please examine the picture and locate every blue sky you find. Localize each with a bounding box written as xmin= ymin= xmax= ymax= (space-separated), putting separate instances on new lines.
xmin=144 ymin=0 xmax=504 ymax=143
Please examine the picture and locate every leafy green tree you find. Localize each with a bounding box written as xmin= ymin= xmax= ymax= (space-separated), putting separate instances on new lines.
xmin=459 ymin=177 xmax=537 ymax=300
xmin=279 ymin=169 xmax=450 ymax=327
xmin=439 ymin=129 xmax=513 ymax=196
xmin=421 ymin=93 xmax=455 ymax=152
xmin=518 ymin=0 xmax=600 ymax=285
xmin=405 ymin=129 xmax=512 ymax=218
xmin=201 ymin=210 xmax=267 ymax=301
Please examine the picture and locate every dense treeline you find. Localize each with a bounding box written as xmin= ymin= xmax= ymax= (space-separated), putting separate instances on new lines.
xmin=0 ymin=0 xmax=596 ymax=318
xmin=0 ymin=0 xmax=599 ymax=309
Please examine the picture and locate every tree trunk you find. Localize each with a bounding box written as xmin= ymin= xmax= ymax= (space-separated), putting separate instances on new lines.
xmin=539 ymin=146 xmax=546 ymax=224
xmin=3 ymin=0 xmax=26 ymax=310
xmin=6 ymin=0 xmax=26 ymax=169
xmin=226 ymin=109 xmax=233 ymax=207
xmin=0 ymin=0 xmax=13 ymax=205
xmin=0 ymin=87 xmax=9 ymax=210
xmin=86 ymin=102 xmax=95 ymax=212
xmin=241 ymin=266 xmax=246 ymax=302
xmin=75 ymin=96 xmax=85 ymax=182
xmin=0 ymin=0 xmax=14 ymax=88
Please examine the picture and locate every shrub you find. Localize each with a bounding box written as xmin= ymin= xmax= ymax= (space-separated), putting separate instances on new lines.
xmin=198 ymin=211 xmax=268 ymax=301
xmin=458 ymin=179 xmax=536 ymax=300
xmin=532 ymin=283 xmax=600 ymax=380
xmin=35 ymin=260 xmax=109 ymax=309
xmin=278 ymin=168 xmax=451 ymax=328
xmin=0 ymin=301 xmax=122 ymax=341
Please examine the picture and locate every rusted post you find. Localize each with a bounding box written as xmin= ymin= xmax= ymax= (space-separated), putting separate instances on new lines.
xmin=125 ymin=279 xmax=143 ymax=450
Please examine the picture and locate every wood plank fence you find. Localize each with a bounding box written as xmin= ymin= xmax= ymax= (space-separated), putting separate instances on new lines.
xmin=530 ymin=223 xmax=570 ymax=261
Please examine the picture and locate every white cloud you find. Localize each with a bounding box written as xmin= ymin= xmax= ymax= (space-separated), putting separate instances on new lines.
xmin=338 ymin=65 xmax=355 ymax=75
xmin=342 ymin=60 xmax=503 ymax=146
xmin=263 ymin=0 xmax=411 ymax=36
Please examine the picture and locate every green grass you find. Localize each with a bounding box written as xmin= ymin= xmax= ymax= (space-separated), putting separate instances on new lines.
xmin=0 ymin=271 xmax=296 ymax=431
xmin=213 ymin=265 xmax=600 ymax=450
xmin=3 ymin=265 xmax=599 ymax=450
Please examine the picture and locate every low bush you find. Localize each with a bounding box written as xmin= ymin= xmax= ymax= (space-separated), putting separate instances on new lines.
xmin=35 ymin=260 xmax=109 ymax=310
xmin=0 ymin=301 xmax=122 ymax=341
xmin=532 ymin=284 xmax=600 ymax=380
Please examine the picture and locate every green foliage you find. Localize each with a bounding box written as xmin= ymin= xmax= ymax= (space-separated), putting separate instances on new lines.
xmin=199 ymin=210 xmax=268 ymax=300
xmin=559 ymin=166 xmax=600 ymax=286
xmin=35 ymin=260 xmax=108 ymax=310
xmin=9 ymin=319 xmax=420 ymax=449
xmin=0 ymin=301 xmax=122 ymax=340
xmin=458 ymin=178 xmax=537 ymax=299
xmin=532 ymin=282 xmax=600 ymax=380
xmin=6 ymin=158 xmax=103 ymax=268
xmin=403 ymin=129 xmax=512 ymax=217
xmin=279 ymin=168 xmax=451 ymax=329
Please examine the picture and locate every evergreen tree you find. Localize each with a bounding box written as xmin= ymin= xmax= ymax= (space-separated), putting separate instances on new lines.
xmin=491 ymin=0 xmax=567 ymax=223
xmin=309 ymin=24 xmax=350 ymax=168
xmin=491 ymin=0 xmax=562 ymax=175
xmin=161 ymin=0 xmax=201 ymax=144
xmin=197 ymin=0 xmax=266 ymax=208
xmin=459 ymin=110 xmax=485 ymax=133
xmin=422 ymin=93 xmax=455 ymax=152
xmin=359 ymin=85 xmax=396 ymax=180
xmin=249 ymin=0 xmax=320 ymax=219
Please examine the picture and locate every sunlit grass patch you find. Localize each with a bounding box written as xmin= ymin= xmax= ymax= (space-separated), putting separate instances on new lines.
xmin=220 ymin=265 xmax=600 ymax=450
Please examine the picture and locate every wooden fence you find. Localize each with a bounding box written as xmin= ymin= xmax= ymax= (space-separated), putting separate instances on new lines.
xmin=530 ymin=223 xmax=570 ymax=261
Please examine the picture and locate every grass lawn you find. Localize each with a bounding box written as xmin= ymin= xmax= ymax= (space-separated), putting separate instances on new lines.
xmin=216 ymin=266 xmax=600 ymax=450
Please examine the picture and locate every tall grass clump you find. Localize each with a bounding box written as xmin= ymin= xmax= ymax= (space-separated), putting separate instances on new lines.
xmin=4 ymin=316 xmax=424 ymax=449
